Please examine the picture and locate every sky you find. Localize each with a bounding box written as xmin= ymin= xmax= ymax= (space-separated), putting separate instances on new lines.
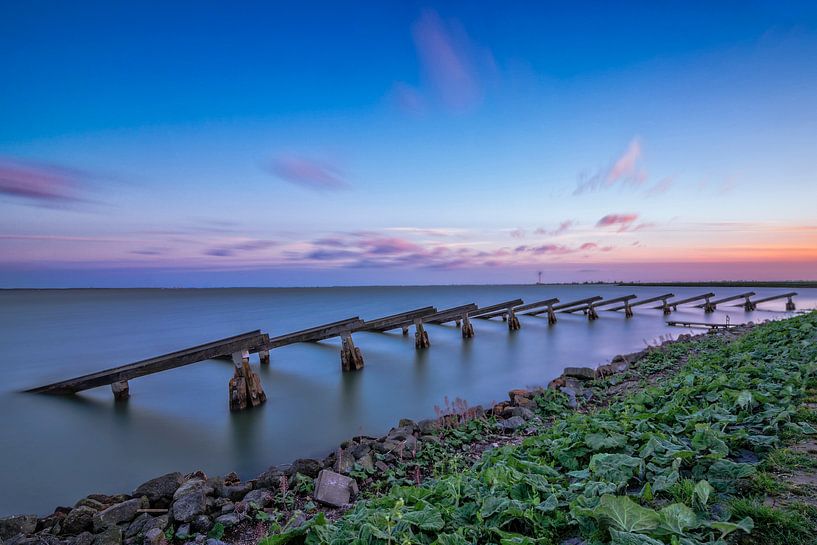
xmin=1 ymin=1 xmax=816 ymax=287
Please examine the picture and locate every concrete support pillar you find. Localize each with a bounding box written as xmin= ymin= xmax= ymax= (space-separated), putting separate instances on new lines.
xmin=259 ymin=349 xmax=270 ymax=365
xmin=547 ymin=305 xmax=557 ymax=325
xmin=111 ymin=380 xmax=129 ymax=401
xmin=340 ymin=332 xmax=364 ymax=372
xmin=228 ymin=350 xmax=266 ymax=411
xmin=461 ymin=313 xmax=475 ymax=339
xmin=414 ymin=318 xmax=430 ymax=349
xmin=786 ymin=297 xmax=796 ymax=311
xmin=508 ymin=307 xmax=521 ymax=330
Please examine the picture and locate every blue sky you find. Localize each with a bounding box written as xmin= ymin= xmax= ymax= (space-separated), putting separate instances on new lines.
xmin=1 ymin=1 xmax=816 ymax=287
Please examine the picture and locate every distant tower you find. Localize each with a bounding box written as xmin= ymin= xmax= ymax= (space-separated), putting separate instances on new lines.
xmin=537 ymin=271 xmax=543 ymax=284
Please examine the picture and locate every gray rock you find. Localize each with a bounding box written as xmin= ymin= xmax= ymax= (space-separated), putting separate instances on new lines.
xmin=205 ymin=540 xmax=228 ymax=545
xmin=192 ymin=535 xmax=206 ymax=544
xmin=92 ymin=500 xmax=143 ymax=532
xmin=62 ymin=506 xmax=97 ymax=535
xmin=417 ymin=419 xmax=440 ymax=434
xmin=0 ymin=515 xmax=38 ymax=540
xmin=357 ymin=453 xmax=375 ymax=472
xmin=386 ymin=426 xmax=413 ymax=441
xmin=497 ymin=416 xmax=526 ymax=432
xmin=508 ymin=406 xmax=535 ymax=420
xmin=285 ymin=459 xmax=321 ymax=478
xmin=142 ymin=528 xmax=163 ymax=545
xmin=174 ymin=525 xmax=190 ymax=541
xmin=241 ymin=489 xmax=272 ymax=509
xmin=218 ymin=503 xmax=234 ymax=515
xmin=375 ymin=460 xmax=389 ymax=473
xmin=563 ymin=367 xmax=596 ymax=380
xmin=373 ymin=439 xmax=401 ymax=454
xmin=67 ymin=532 xmax=94 ymax=545
xmin=173 ymin=480 xmax=211 ymax=501
xmin=140 ymin=516 xmax=168 ymax=535
xmin=313 ymin=470 xmax=358 ymax=508
xmin=214 ymin=483 xmax=251 ymax=502
xmin=74 ymin=499 xmax=104 ymax=512
xmin=561 ymin=386 xmax=578 ymax=409
xmin=92 ymin=527 xmax=122 ymax=545
xmin=337 ymin=448 xmax=356 ymax=474
xmin=213 ymin=514 xmax=239 ymax=528
xmin=6 ymin=535 xmax=60 ymax=545
xmin=255 ymin=465 xmax=284 ymax=489
xmin=171 ymin=491 xmax=207 ymax=523
xmin=190 ymin=515 xmax=211 ymax=535
xmin=133 ymin=474 xmax=183 ymax=507
xmin=398 ymin=418 xmax=417 ymax=429
xmin=124 ymin=514 xmax=151 ymax=539
xmin=350 ymin=442 xmax=371 ymax=459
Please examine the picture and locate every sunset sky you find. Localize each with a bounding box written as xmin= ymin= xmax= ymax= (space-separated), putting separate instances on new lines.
xmin=1 ymin=1 xmax=816 ymax=287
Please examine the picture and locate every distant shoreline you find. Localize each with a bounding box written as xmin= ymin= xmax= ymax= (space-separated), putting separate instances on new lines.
xmin=617 ymin=280 xmax=817 ymax=288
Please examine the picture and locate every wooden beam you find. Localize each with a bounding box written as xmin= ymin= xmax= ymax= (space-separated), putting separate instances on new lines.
xmin=26 ymin=331 xmax=269 ymax=395
xmin=609 ymin=293 xmax=674 ymax=311
xmin=358 ymin=306 xmax=438 ymax=332
xmin=425 ymin=303 xmax=478 ymax=324
xmin=667 ymin=320 xmax=736 ymax=330
xmin=732 ymin=292 xmax=797 ymax=306
xmin=525 ymin=296 xmax=602 ymax=316
xmin=265 ymin=317 xmax=364 ymax=348
xmin=656 ymin=292 xmax=715 ymax=309
xmin=479 ymin=298 xmax=559 ymax=319
xmin=471 ymin=299 xmax=524 ymax=319
xmin=694 ymin=292 xmax=755 ymax=308
xmin=562 ymin=295 xmax=637 ymax=313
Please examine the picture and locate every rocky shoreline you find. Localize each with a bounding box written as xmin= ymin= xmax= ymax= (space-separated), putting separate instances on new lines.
xmin=0 ymin=324 xmax=756 ymax=545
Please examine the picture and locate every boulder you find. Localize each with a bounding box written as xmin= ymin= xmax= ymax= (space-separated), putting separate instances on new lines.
xmin=140 ymin=516 xmax=168 ymax=535
xmin=213 ymin=514 xmax=239 ymax=528
xmin=313 ymin=470 xmax=358 ymax=508
xmin=334 ymin=448 xmax=355 ymax=474
xmin=74 ymin=499 xmax=105 ymax=512
xmin=497 ymin=416 xmax=526 ymax=432
xmin=508 ymin=389 xmax=529 ymax=403
xmin=172 ymin=479 xmax=211 ymax=501
xmin=563 ymin=367 xmax=596 ymax=380
xmin=62 ymin=507 xmax=97 ymax=535
xmin=561 ymin=386 xmax=578 ymax=409
xmin=91 ymin=527 xmax=122 ymax=545
xmin=350 ymin=442 xmax=371 ymax=459
xmin=357 ymin=453 xmax=375 ymax=472
xmin=215 ymin=482 xmax=251 ymax=501
xmin=386 ymin=426 xmax=413 ymax=441
xmin=142 ymin=528 xmax=164 ymax=545
xmin=6 ymin=535 xmax=60 ymax=545
xmin=171 ymin=491 xmax=207 ymax=523
xmin=398 ymin=419 xmax=417 ymax=430
xmin=285 ymin=459 xmax=321 ymax=478
xmin=241 ymin=489 xmax=272 ymax=509
xmin=133 ymin=473 xmax=183 ymax=507
xmin=205 ymin=540 xmax=228 ymax=545
xmin=124 ymin=514 xmax=151 ymax=539
xmin=505 ymin=406 xmax=535 ymax=420
xmin=174 ymin=525 xmax=190 ymax=541
xmin=417 ymin=419 xmax=440 ymax=434
xmin=68 ymin=532 xmax=94 ymax=545
xmin=92 ymin=499 xmax=143 ymax=532
xmin=190 ymin=515 xmax=212 ymax=535
xmin=0 ymin=515 xmax=38 ymax=540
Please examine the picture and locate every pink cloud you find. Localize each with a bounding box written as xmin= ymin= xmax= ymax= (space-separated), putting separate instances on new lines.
xmin=535 ymin=220 xmax=575 ymax=236
xmin=0 ymin=157 xmax=86 ymax=205
xmin=266 ymin=154 xmax=348 ymax=190
xmin=574 ymin=138 xmax=647 ymax=194
xmin=410 ymin=9 xmax=488 ymax=112
xmin=510 ymin=228 xmax=525 ymax=239
xmin=596 ymin=213 xmax=639 ymax=232
xmin=646 ymin=176 xmax=674 ymax=197
xmin=580 ymin=242 xmax=598 ymax=250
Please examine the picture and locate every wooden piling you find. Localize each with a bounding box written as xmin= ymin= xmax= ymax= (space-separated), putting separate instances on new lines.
xmin=340 ymin=332 xmax=364 ymax=372
xmin=259 ymin=349 xmax=270 ymax=365
xmin=228 ymin=350 xmax=266 ymax=411
xmin=507 ymin=307 xmax=521 ymax=330
xmin=414 ymin=318 xmax=430 ymax=349
xmin=547 ymin=305 xmax=557 ymax=325
xmin=111 ymin=381 xmax=129 ymax=401
xmin=787 ymin=297 xmax=796 ymax=311
xmin=461 ymin=313 xmax=475 ymax=338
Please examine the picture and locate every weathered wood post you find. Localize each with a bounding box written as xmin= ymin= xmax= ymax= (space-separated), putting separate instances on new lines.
xmin=401 ymin=325 xmax=410 ymax=336
xmin=661 ymin=298 xmax=671 ymax=315
xmin=587 ymin=304 xmax=599 ymax=321
xmin=414 ymin=318 xmax=430 ymax=349
xmin=259 ymin=349 xmax=270 ymax=365
xmin=547 ymin=304 xmax=557 ymax=325
xmin=340 ymin=331 xmax=364 ymax=371
xmin=703 ymin=295 xmax=715 ymax=313
xmin=229 ymin=350 xmax=267 ymax=411
xmin=623 ymin=300 xmax=634 ymax=318
xmin=461 ymin=312 xmax=475 ymax=338
xmin=743 ymin=295 xmax=756 ymax=311
xmin=111 ymin=381 xmax=129 ymax=401
xmin=455 ymin=319 xmax=462 ymax=327
xmin=786 ymin=296 xmax=796 ymax=311
xmin=507 ymin=306 xmax=521 ymax=330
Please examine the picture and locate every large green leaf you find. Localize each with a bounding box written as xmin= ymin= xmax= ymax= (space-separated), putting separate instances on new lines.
xmin=657 ymin=503 xmax=700 ymax=535
xmin=710 ymin=516 xmax=754 ymax=537
xmin=693 ymin=480 xmax=714 ymax=508
xmin=586 ymin=432 xmax=628 ymax=451
xmin=590 ymin=495 xmax=660 ymax=533
xmin=609 ymin=529 xmax=666 ymax=545
xmin=588 ymin=453 xmax=643 ymax=485
xmin=402 ymin=506 xmax=445 ymax=531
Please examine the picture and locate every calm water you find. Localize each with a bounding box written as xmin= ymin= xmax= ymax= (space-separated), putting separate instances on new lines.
xmin=1 ymin=285 xmax=814 ymax=515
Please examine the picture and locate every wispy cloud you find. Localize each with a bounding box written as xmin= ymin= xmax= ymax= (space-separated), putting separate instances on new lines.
xmin=0 ymin=156 xmax=89 ymax=206
xmin=509 ymin=228 xmax=526 ymax=239
xmin=203 ymin=239 xmax=278 ymax=258
xmin=534 ymin=220 xmax=575 ymax=236
xmin=574 ymin=138 xmax=647 ymax=195
xmin=397 ymin=9 xmax=495 ymax=114
xmin=265 ymin=153 xmax=348 ymax=190
xmin=645 ymin=176 xmax=674 ymax=197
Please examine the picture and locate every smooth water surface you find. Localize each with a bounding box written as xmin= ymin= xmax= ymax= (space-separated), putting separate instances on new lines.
xmin=1 ymin=285 xmax=814 ymax=515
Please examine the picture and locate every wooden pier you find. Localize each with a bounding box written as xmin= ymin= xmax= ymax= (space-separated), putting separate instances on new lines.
xmin=24 ymin=289 xmax=798 ymax=411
